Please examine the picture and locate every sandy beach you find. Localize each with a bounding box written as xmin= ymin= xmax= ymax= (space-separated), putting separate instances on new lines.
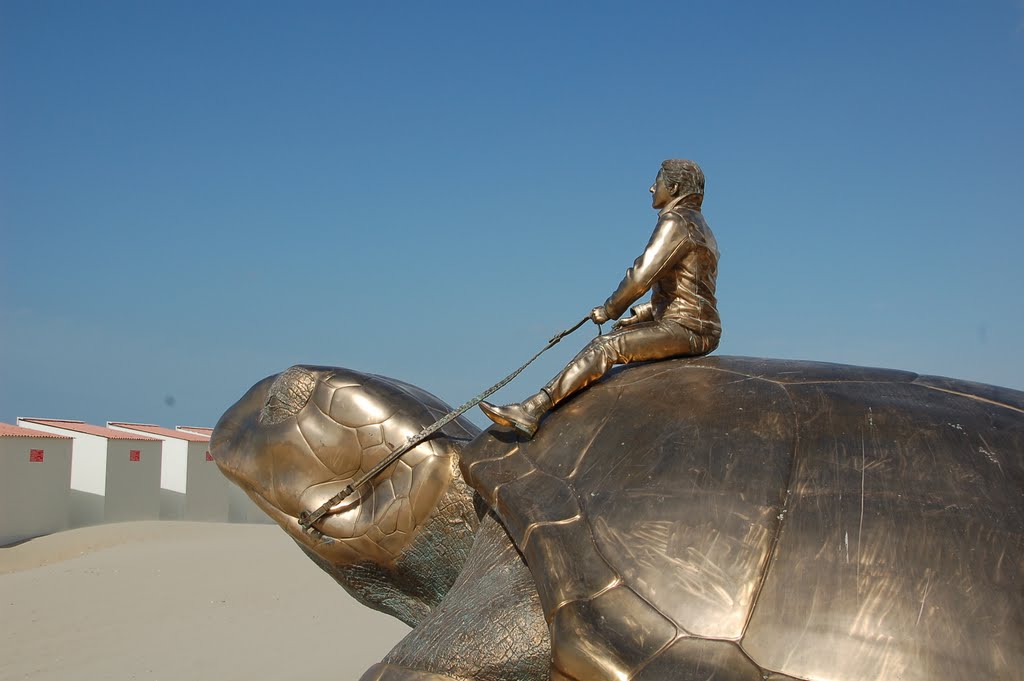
xmin=1 ymin=522 xmax=409 ymax=681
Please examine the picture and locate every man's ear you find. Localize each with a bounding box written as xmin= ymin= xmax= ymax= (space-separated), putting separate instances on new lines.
xmin=669 ymin=183 xmax=681 ymax=196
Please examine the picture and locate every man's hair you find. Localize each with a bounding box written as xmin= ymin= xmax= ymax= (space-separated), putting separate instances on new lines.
xmin=660 ymin=159 xmax=704 ymax=199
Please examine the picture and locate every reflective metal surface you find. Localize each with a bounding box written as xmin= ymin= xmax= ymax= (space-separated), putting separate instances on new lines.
xmin=214 ymin=355 xmax=1022 ymax=681
xmin=371 ymin=513 xmax=549 ymax=681
xmin=462 ymin=356 xmax=1024 ymax=681
xmin=481 ymin=160 xmax=721 ymax=436
xmin=204 ymin=161 xmax=1024 ymax=679
xmin=604 ymin=160 xmax=720 ymax=337
xmin=211 ymin=366 xmax=481 ymax=626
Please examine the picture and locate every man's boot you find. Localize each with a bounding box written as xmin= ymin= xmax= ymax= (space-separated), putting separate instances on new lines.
xmin=479 ymin=390 xmax=553 ymax=438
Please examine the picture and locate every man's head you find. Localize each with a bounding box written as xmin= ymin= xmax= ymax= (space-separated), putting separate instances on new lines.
xmin=650 ymin=159 xmax=704 ymax=209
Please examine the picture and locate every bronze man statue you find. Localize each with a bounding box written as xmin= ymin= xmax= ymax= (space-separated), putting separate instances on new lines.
xmin=480 ymin=159 xmax=721 ymax=438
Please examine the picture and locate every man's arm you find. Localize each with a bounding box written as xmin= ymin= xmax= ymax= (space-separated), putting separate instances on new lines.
xmin=600 ymin=213 xmax=691 ymax=320
xmin=612 ymin=301 xmax=654 ymax=329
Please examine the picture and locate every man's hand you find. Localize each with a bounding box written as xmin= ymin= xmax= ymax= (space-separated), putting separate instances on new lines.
xmin=590 ymin=306 xmax=610 ymax=325
xmin=613 ymin=314 xmax=639 ymax=330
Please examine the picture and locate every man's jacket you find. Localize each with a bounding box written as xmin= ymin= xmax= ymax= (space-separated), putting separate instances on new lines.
xmin=601 ymin=199 xmax=721 ymax=339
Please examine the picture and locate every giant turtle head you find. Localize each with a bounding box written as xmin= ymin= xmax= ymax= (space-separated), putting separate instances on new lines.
xmin=211 ymin=365 xmax=480 ymax=622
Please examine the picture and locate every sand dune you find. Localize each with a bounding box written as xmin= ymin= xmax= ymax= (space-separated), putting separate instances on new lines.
xmin=0 ymin=522 xmax=409 ymax=681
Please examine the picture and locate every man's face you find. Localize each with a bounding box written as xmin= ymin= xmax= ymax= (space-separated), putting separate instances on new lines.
xmin=650 ymin=171 xmax=675 ymax=209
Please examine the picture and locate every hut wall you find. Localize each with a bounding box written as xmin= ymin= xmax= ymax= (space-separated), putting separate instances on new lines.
xmin=103 ymin=440 xmax=161 ymax=522
xmin=160 ymin=438 xmax=188 ymax=520
xmin=183 ymin=442 xmax=228 ymax=521
xmin=0 ymin=436 xmax=72 ymax=544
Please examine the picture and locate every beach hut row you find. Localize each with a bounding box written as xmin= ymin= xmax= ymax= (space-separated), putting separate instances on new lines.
xmin=1 ymin=419 xmax=269 ymax=545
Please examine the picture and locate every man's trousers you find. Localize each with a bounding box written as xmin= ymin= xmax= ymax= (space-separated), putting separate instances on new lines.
xmin=542 ymin=320 xmax=719 ymax=406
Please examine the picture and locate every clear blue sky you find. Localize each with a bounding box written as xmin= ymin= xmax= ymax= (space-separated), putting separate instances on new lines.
xmin=2 ymin=1 xmax=1022 ymax=429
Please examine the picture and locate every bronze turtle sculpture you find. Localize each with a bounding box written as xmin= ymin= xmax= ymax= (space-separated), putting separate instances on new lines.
xmin=211 ymin=356 xmax=1024 ymax=681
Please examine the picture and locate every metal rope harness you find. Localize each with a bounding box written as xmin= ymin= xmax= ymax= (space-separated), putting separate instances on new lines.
xmin=297 ymin=316 xmax=591 ymax=531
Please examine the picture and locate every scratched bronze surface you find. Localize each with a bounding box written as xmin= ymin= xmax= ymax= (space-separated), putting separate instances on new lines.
xmin=463 ymin=356 xmax=1024 ymax=681
xmin=213 ymin=357 xmax=1023 ymax=681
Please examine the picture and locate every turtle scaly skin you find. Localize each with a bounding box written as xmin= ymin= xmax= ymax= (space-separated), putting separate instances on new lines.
xmin=362 ymin=512 xmax=549 ymax=681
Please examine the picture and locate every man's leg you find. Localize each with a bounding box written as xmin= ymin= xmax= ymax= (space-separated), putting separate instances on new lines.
xmin=543 ymin=321 xmax=713 ymax=406
xmin=481 ymin=321 xmax=716 ymax=437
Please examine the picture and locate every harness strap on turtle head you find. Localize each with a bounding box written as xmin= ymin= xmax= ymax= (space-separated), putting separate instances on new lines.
xmin=298 ymin=316 xmax=591 ymax=531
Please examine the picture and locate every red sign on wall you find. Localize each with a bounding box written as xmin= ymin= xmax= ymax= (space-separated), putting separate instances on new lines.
xmin=29 ymin=449 xmax=44 ymax=462
xmin=205 ymin=451 xmax=213 ymax=461
xmin=129 ymin=450 xmax=141 ymax=462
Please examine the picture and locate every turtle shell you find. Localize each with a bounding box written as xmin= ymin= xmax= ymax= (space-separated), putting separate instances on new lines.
xmin=460 ymin=356 xmax=1024 ymax=681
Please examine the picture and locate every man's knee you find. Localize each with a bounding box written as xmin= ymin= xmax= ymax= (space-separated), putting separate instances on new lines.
xmin=701 ymin=333 xmax=720 ymax=355
xmin=588 ymin=337 xmax=633 ymax=375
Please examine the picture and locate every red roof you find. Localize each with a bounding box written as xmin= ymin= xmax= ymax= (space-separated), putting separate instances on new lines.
xmin=18 ymin=419 xmax=159 ymax=441
xmin=108 ymin=422 xmax=209 ymax=442
xmin=0 ymin=422 xmax=72 ymax=439
xmin=177 ymin=426 xmax=213 ymax=436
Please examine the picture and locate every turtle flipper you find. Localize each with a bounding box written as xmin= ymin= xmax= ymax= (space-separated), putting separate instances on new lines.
xmin=374 ymin=513 xmax=550 ymax=681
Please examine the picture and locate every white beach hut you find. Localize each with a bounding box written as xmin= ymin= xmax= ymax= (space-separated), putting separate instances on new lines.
xmin=0 ymin=423 xmax=73 ymax=544
xmin=16 ymin=419 xmax=162 ymax=526
xmin=176 ymin=425 xmax=271 ymax=524
xmin=108 ymin=422 xmax=228 ymax=521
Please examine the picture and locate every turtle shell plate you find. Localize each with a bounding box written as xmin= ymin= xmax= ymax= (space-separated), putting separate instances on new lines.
xmin=460 ymin=356 xmax=1024 ymax=681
